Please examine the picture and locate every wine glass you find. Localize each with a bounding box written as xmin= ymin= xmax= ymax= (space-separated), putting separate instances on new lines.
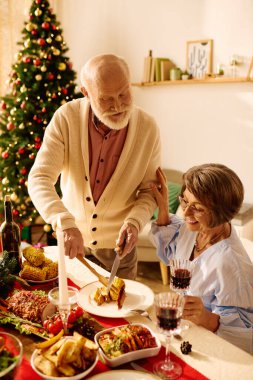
xmin=153 ymin=292 xmax=185 ymax=380
xmin=48 ymin=286 xmax=79 ymax=334
xmin=169 ymin=259 xmax=194 ymax=330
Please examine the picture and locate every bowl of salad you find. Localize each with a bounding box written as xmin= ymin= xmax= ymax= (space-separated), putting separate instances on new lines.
xmin=0 ymin=332 xmax=23 ymax=378
xmin=94 ymin=323 xmax=161 ymax=367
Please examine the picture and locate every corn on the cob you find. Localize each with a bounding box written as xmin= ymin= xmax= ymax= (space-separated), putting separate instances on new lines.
xmin=42 ymin=257 xmax=53 ymax=266
xmin=23 ymin=246 xmax=45 ymax=266
xmin=44 ymin=262 xmax=58 ymax=279
xmin=20 ymin=264 xmax=47 ymax=281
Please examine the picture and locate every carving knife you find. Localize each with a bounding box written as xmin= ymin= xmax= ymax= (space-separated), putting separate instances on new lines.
xmin=107 ymin=252 xmax=120 ymax=292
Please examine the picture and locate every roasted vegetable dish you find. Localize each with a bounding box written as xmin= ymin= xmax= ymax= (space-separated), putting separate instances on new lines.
xmin=98 ymin=324 xmax=157 ymax=358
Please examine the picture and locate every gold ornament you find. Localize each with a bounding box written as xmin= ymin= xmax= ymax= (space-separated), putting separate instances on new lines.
xmin=25 ymin=23 xmax=33 ymax=31
xmin=61 ymin=100 xmax=67 ymax=105
xmin=46 ymin=37 xmax=52 ymax=44
xmin=15 ymin=52 xmax=22 ymax=61
xmin=35 ymin=8 xmax=42 ymax=16
xmin=10 ymin=108 xmax=16 ymax=115
xmin=58 ymin=62 xmax=66 ymax=71
xmin=20 ymin=204 xmax=26 ymax=210
xmin=57 ymin=75 xmax=61 ymax=79
xmin=41 ymin=65 xmax=47 ymax=72
xmin=35 ymin=74 xmax=42 ymax=81
xmin=43 ymin=224 xmax=51 ymax=232
xmin=52 ymin=48 xmax=60 ymax=56
xmin=2 ymin=178 xmax=9 ymax=185
xmin=19 ymin=123 xmax=25 ymax=129
xmin=20 ymin=85 xmax=27 ymax=93
xmin=55 ymin=35 xmax=62 ymax=42
xmin=10 ymin=193 xmax=18 ymax=202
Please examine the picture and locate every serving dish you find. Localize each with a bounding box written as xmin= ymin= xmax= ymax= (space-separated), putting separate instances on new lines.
xmin=94 ymin=323 xmax=161 ymax=367
xmin=86 ymin=370 xmax=160 ymax=380
xmin=0 ymin=332 xmax=23 ymax=378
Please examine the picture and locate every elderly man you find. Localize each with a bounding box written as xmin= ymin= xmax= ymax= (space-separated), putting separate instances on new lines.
xmin=28 ymin=54 xmax=161 ymax=279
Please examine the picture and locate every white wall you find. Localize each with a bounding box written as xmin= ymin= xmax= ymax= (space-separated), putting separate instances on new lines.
xmin=57 ymin=0 xmax=253 ymax=203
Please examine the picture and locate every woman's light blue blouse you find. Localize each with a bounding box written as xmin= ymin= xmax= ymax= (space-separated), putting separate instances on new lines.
xmin=150 ymin=215 xmax=253 ymax=354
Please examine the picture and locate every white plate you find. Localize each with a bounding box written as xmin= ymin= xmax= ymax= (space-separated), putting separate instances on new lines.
xmin=86 ymin=370 xmax=159 ymax=380
xmin=78 ymin=280 xmax=154 ymax=318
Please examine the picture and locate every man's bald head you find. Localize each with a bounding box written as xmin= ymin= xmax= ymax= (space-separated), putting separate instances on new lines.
xmin=80 ymin=54 xmax=130 ymax=90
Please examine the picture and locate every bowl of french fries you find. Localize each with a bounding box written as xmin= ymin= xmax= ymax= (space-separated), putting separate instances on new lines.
xmin=31 ymin=330 xmax=98 ymax=380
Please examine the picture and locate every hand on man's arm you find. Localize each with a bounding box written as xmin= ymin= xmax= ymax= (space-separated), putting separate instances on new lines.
xmin=62 ymin=227 xmax=84 ymax=259
xmin=116 ymin=223 xmax=138 ymax=259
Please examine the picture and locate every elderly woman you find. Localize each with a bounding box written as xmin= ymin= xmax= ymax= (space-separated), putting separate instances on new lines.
xmin=150 ymin=164 xmax=253 ymax=354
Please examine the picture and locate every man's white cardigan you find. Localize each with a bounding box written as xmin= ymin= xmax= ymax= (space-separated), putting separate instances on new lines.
xmin=28 ymin=98 xmax=161 ymax=249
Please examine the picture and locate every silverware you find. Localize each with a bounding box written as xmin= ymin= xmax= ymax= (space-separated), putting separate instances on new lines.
xmin=130 ymin=309 xmax=152 ymax=321
xmin=107 ymin=253 xmax=120 ymax=292
xmin=130 ymin=362 xmax=150 ymax=373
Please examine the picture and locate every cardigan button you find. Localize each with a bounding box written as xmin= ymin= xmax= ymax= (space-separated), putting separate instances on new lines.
xmin=92 ymin=227 xmax=97 ymax=231
xmin=86 ymin=197 xmax=91 ymax=201
xmin=85 ymin=176 xmax=88 ymax=181
xmin=92 ymin=214 xmax=97 ymax=218
xmin=92 ymin=241 xmax=97 ymax=245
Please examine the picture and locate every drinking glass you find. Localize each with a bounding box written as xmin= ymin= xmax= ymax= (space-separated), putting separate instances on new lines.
xmin=153 ymin=292 xmax=185 ymax=380
xmin=48 ymin=286 xmax=79 ymax=334
xmin=169 ymin=259 xmax=194 ymax=330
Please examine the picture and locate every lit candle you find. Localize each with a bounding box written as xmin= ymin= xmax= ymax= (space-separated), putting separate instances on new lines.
xmin=57 ymin=216 xmax=68 ymax=305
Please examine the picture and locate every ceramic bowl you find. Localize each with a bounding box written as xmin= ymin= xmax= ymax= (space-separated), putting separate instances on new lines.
xmin=94 ymin=323 xmax=161 ymax=367
xmin=0 ymin=332 xmax=23 ymax=378
xmin=31 ymin=336 xmax=98 ymax=380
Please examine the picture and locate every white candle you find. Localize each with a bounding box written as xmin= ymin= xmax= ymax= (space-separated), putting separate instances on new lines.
xmin=57 ymin=216 xmax=68 ymax=305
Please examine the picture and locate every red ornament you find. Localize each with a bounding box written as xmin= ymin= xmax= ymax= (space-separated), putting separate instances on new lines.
xmin=52 ymin=24 xmax=56 ymax=30
xmin=1 ymin=102 xmax=6 ymax=110
xmin=35 ymin=143 xmax=41 ymax=150
xmin=15 ymin=79 xmax=21 ymax=85
xmin=13 ymin=209 xmax=19 ymax=216
xmin=47 ymin=73 xmax=54 ymax=81
xmin=36 ymin=0 xmax=42 ymax=3
xmin=61 ymin=88 xmax=68 ymax=95
xmin=41 ymin=107 xmax=46 ymax=113
xmin=18 ymin=148 xmax=25 ymax=154
xmin=42 ymin=22 xmax=50 ymax=29
xmin=52 ymin=93 xmax=57 ymax=99
xmin=29 ymin=14 xmax=34 ymax=21
xmin=23 ymin=57 xmax=31 ymax=63
xmin=20 ymin=167 xmax=27 ymax=175
xmin=31 ymin=29 xmax=38 ymax=35
xmin=37 ymin=38 xmax=46 ymax=46
xmin=20 ymin=102 xmax=26 ymax=109
xmin=19 ymin=178 xmax=25 ymax=185
xmin=33 ymin=59 xmax=41 ymax=66
xmin=33 ymin=115 xmax=38 ymax=121
xmin=36 ymin=118 xmax=42 ymax=124
xmin=68 ymin=62 xmax=73 ymax=70
xmin=7 ymin=122 xmax=15 ymax=131
xmin=29 ymin=153 xmax=35 ymax=160
xmin=34 ymin=136 xmax=41 ymax=142
xmin=1 ymin=151 xmax=9 ymax=159
xmin=47 ymin=54 xmax=52 ymax=61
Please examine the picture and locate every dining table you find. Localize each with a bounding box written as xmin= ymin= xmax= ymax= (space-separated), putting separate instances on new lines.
xmin=1 ymin=245 xmax=253 ymax=380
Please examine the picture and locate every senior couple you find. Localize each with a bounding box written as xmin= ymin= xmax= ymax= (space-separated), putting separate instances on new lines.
xmin=28 ymin=54 xmax=253 ymax=354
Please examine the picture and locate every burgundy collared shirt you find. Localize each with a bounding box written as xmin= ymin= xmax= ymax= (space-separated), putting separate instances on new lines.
xmin=88 ymin=109 xmax=128 ymax=204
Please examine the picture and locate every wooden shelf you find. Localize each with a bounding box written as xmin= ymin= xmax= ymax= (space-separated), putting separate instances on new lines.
xmin=132 ymin=77 xmax=252 ymax=87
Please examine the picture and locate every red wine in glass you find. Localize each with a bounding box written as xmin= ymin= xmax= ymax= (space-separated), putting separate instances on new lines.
xmin=171 ymin=268 xmax=191 ymax=291
xmin=157 ymin=307 xmax=181 ymax=332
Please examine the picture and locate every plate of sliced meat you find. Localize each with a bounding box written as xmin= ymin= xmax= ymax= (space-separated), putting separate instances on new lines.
xmin=78 ymin=280 xmax=154 ymax=318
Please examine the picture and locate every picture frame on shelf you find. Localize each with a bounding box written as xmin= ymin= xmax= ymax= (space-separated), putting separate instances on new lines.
xmin=186 ymin=39 xmax=213 ymax=79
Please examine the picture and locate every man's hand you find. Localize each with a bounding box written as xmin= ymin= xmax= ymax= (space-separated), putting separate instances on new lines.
xmin=183 ymin=295 xmax=220 ymax=332
xmin=116 ymin=223 xmax=138 ymax=259
xmin=62 ymin=227 xmax=84 ymax=259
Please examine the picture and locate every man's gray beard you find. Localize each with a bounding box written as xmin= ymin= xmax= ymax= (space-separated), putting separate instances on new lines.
xmin=89 ymin=98 xmax=133 ymax=130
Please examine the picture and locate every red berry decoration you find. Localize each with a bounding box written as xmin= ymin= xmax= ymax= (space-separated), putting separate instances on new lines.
xmin=33 ymin=59 xmax=41 ymax=66
xmin=35 ymin=143 xmax=41 ymax=150
xmin=37 ymin=38 xmax=46 ymax=46
xmin=52 ymin=93 xmax=57 ymax=99
xmin=47 ymin=73 xmax=54 ymax=81
xmin=23 ymin=57 xmax=31 ymax=63
xmin=41 ymin=107 xmax=46 ymax=113
xmin=31 ymin=29 xmax=38 ymax=35
xmin=29 ymin=153 xmax=35 ymax=160
xmin=1 ymin=152 xmax=9 ymax=159
xmin=20 ymin=167 xmax=27 ymax=175
xmin=34 ymin=136 xmax=41 ymax=142
xmin=20 ymin=102 xmax=26 ymax=109
xmin=29 ymin=14 xmax=34 ymax=21
xmin=42 ymin=22 xmax=50 ymax=29
xmin=61 ymin=88 xmax=68 ymax=95
xmin=19 ymin=178 xmax=25 ymax=185
xmin=33 ymin=115 xmax=38 ymax=121
xmin=52 ymin=24 xmax=56 ymax=30
xmin=13 ymin=209 xmax=19 ymax=216
xmin=18 ymin=148 xmax=25 ymax=154
xmin=7 ymin=122 xmax=15 ymax=131
xmin=1 ymin=102 xmax=6 ymax=110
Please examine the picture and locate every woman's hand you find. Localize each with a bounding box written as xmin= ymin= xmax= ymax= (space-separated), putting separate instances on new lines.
xmin=151 ymin=167 xmax=170 ymax=226
xmin=183 ymin=295 xmax=220 ymax=332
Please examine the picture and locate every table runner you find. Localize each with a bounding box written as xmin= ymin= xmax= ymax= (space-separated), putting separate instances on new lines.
xmin=5 ymin=279 xmax=209 ymax=380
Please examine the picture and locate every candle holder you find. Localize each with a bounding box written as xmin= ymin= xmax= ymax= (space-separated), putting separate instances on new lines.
xmin=48 ymin=286 xmax=79 ymax=334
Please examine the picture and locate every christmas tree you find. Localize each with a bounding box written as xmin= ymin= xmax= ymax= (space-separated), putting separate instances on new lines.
xmin=0 ymin=0 xmax=77 ymax=227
